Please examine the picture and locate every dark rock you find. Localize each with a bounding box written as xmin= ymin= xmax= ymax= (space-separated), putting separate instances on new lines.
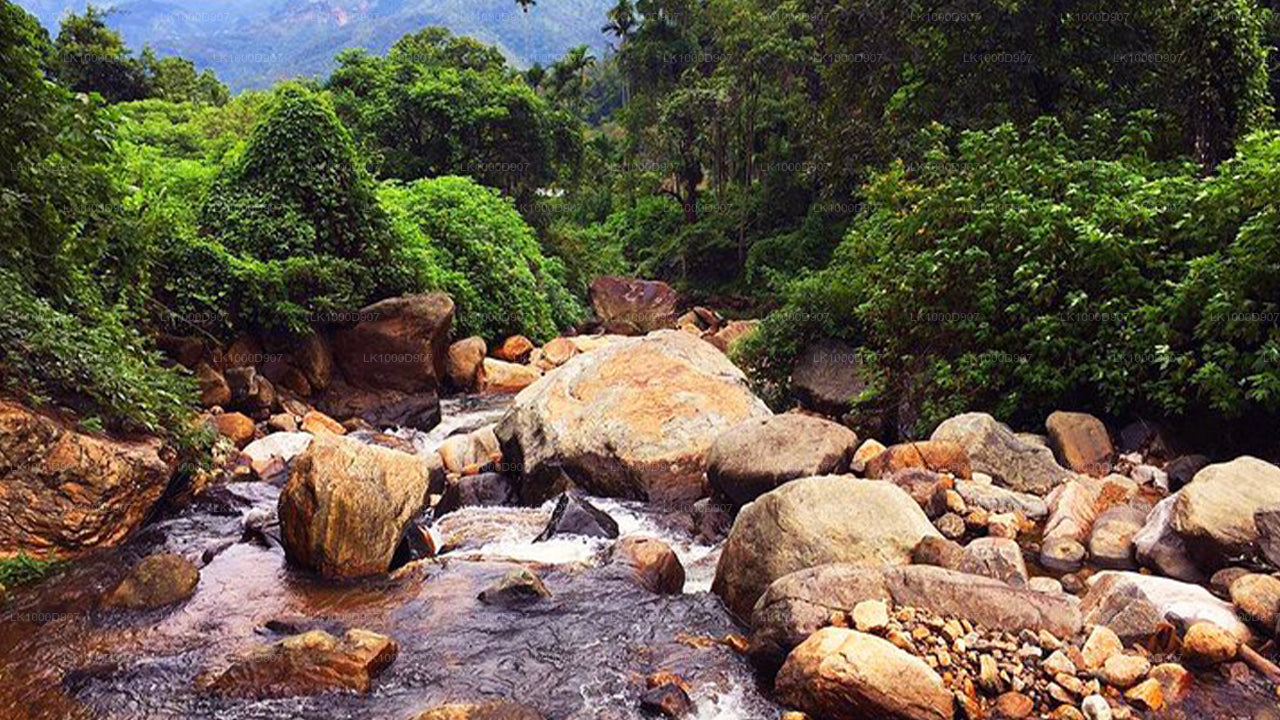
xmin=706 ymin=413 xmax=857 ymax=506
xmin=1254 ymin=509 xmax=1280 ymax=569
xmin=691 ymin=497 xmax=732 ymax=543
xmin=609 ymin=536 xmax=685 ymax=595
xmin=535 ymin=494 xmax=620 ymax=542
xmin=200 ymin=629 xmax=397 ymax=698
xmin=589 ymin=276 xmax=678 ymax=335
xmin=478 ymin=569 xmax=551 ymax=606
xmin=791 ymin=340 xmax=869 ymax=417
xmin=103 ymin=554 xmax=200 ymax=610
xmin=389 ymin=524 xmax=436 ymax=571
xmin=1117 ymin=420 xmax=1175 ymax=462
xmin=912 ymin=536 xmax=966 ymax=570
xmin=332 ymin=293 xmax=454 ymax=393
xmin=890 ymin=468 xmax=952 ymax=518
xmin=436 ymin=473 xmax=518 ymax=517
xmin=639 ymin=683 xmax=694 ymax=718
xmin=315 ymin=380 xmax=442 ymax=431
xmin=1165 ymin=454 xmax=1209 ymax=491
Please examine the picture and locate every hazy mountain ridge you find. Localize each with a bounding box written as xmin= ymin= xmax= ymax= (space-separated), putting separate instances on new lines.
xmin=18 ymin=0 xmax=613 ymax=90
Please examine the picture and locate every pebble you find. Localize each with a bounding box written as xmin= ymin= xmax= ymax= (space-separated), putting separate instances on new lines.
xmin=1098 ymin=653 xmax=1150 ymax=689
xmin=995 ymin=691 xmax=1034 ymax=718
xmin=1124 ymin=677 xmax=1164 ymax=711
xmin=852 ymin=599 xmax=890 ymax=633
xmin=1043 ymin=650 xmax=1077 ymax=676
xmin=1081 ymin=694 xmax=1111 ymax=720
xmin=1081 ymin=626 xmax=1122 ymax=670
xmin=1041 ymin=537 xmax=1086 ymax=573
xmin=936 ymin=512 xmax=966 ymax=539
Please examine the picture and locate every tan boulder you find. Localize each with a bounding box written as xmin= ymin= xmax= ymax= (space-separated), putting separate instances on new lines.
xmin=496 ymin=330 xmax=770 ymax=505
xmin=0 ymin=400 xmax=175 ymax=559
xmin=103 ymin=553 xmax=199 ymax=610
xmin=278 ymin=434 xmax=441 ymax=578
xmin=864 ymin=440 xmax=971 ymax=480
xmin=712 ymin=477 xmax=939 ymax=619
xmin=437 ymin=426 xmax=502 ymax=476
xmin=332 ymin=293 xmax=454 ymax=393
xmin=201 ymin=629 xmax=396 ymax=698
xmin=706 ymin=319 xmax=759 ymax=353
xmin=445 ymin=336 xmax=487 ymax=391
xmin=1228 ymin=573 xmax=1280 ymax=628
xmin=588 ymin=276 xmax=678 ymax=335
xmin=480 ymin=358 xmax=541 ymax=393
xmin=775 ymin=627 xmax=954 ymax=720
xmin=1046 ymin=411 xmax=1113 ymax=477
xmin=493 ymin=335 xmax=535 ymax=363
xmin=931 ymin=412 xmax=1072 ymax=494
xmin=539 ymin=337 xmax=579 ymax=368
xmin=706 ymin=413 xmax=857 ymax=506
xmin=211 ymin=412 xmax=256 ymax=447
xmin=300 ymin=410 xmax=345 ymax=436
xmin=1181 ymin=621 xmax=1238 ymax=665
xmin=1173 ymin=456 xmax=1280 ymax=564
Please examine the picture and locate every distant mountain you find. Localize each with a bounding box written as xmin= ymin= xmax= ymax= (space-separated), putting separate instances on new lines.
xmin=18 ymin=0 xmax=614 ymax=91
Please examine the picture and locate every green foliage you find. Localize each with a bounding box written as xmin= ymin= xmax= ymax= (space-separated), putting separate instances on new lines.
xmin=380 ymin=176 xmax=583 ymax=341
xmin=0 ymin=552 xmax=62 ymax=591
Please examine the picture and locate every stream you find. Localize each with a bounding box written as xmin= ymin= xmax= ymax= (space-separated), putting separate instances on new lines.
xmin=0 ymin=396 xmax=777 ymax=720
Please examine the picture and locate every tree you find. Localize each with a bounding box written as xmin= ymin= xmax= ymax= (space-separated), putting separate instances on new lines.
xmin=50 ymin=5 xmax=151 ymax=102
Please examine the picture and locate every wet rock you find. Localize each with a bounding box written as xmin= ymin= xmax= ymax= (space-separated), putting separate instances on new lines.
xmin=775 ymin=627 xmax=954 ymax=720
xmin=333 ymin=293 xmax=453 ymax=393
xmin=1164 ymin=454 xmax=1209 ymax=490
xmin=478 ymin=568 xmax=551 ymax=606
xmin=1046 ymin=411 xmax=1113 ymax=477
xmin=931 ymin=412 xmax=1071 ymax=494
xmin=481 ymin=358 xmax=541 ymax=393
xmin=749 ymin=564 xmax=1082 ymax=666
xmin=589 ymin=276 xmax=678 ymax=335
xmin=0 ymin=400 xmax=176 ymax=559
xmin=315 ymin=380 xmax=442 ymax=431
xmin=212 ymin=412 xmax=256 ymax=447
xmin=609 ymin=536 xmax=685 ymax=595
xmin=445 ymin=336 xmax=487 ymax=391
xmin=435 ymin=473 xmax=518 ymax=517
xmin=1133 ymin=495 xmax=1203 ymax=583
xmin=200 ymin=629 xmax=397 ymax=698
xmin=496 ymin=330 xmax=771 ymax=505
xmin=102 ymin=554 xmax=199 ymax=610
xmin=389 ymin=523 xmax=437 ymax=570
xmin=1228 ymin=573 xmax=1280 ymax=629
xmin=493 ymin=335 xmax=535 ymax=364
xmin=1123 ymin=678 xmax=1164 ymax=711
xmin=953 ymin=480 xmax=1048 ymax=519
xmin=300 ymin=409 xmax=344 ymax=436
xmin=535 ymin=494 xmax=620 ymax=542
xmin=412 ymin=702 xmax=545 ymax=720
xmin=865 ymin=441 xmax=971 ymax=481
xmin=1040 ymin=537 xmax=1086 ymax=573
xmin=691 ymin=497 xmax=731 ymax=542
xmin=706 ymin=414 xmax=857 ymax=506
xmin=959 ymin=537 xmax=1028 ymax=587
xmin=1181 ymin=621 xmax=1238 ymax=665
xmin=712 ymin=477 xmax=939 ymax=619
xmin=790 ymin=340 xmax=869 ymax=417
xmin=1088 ymin=505 xmax=1147 ymax=570
xmin=1173 ymin=456 xmax=1280 ymax=565
xmin=638 ymin=682 xmax=693 ymax=718
xmin=278 ymin=434 xmax=440 ymax=578
xmin=1080 ymin=571 xmax=1251 ymax=644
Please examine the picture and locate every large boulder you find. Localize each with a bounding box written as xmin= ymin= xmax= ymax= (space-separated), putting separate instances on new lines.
xmin=588 ymin=276 xmax=678 ymax=335
xmin=495 ymin=330 xmax=771 ymax=505
xmin=1172 ymin=456 xmax=1280 ymax=566
xmin=1088 ymin=504 xmax=1149 ymax=570
xmin=775 ymin=627 xmax=954 ymax=720
xmin=278 ymin=434 xmax=442 ymax=578
xmin=0 ymin=400 xmax=176 ymax=559
xmin=790 ymin=340 xmax=869 ymax=417
xmin=445 ymin=336 xmax=487 ymax=391
xmin=1045 ymin=411 xmax=1113 ymax=477
xmin=1133 ymin=495 xmax=1203 ymax=583
xmin=607 ymin=536 xmax=685 ymax=595
xmin=332 ymin=293 xmax=454 ymax=393
xmin=864 ymin=440 xmax=971 ymax=480
xmin=711 ymin=476 xmax=939 ymax=619
xmin=1081 ymin=571 xmax=1251 ymax=643
xmin=930 ymin=412 xmax=1072 ymax=494
xmin=480 ymin=358 xmax=541 ymax=394
xmin=706 ymin=414 xmax=857 ymax=506
xmin=201 ymin=629 xmax=397 ymax=698
xmin=315 ymin=380 xmax=442 ymax=431
xmin=749 ymin=564 xmax=1082 ymax=666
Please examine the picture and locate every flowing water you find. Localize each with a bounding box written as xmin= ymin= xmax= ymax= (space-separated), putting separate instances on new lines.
xmin=0 ymin=396 xmax=776 ymax=720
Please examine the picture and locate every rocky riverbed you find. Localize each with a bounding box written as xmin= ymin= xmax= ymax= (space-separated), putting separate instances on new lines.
xmin=2 ymin=322 xmax=1280 ymax=720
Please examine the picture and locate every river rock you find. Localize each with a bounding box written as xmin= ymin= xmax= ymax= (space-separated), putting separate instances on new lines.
xmin=538 ymin=337 xmax=579 ymax=369
xmin=639 ymin=683 xmax=693 ymax=718
xmin=315 ymin=380 xmax=442 ymax=431
xmin=912 ymin=536 xmax=966 ymax=570
xmin=608 ymin=536 xmax=685 ymax=594
xmin=712 ymin=477 xmax=938 ymax=619
xmin=1133 ymin=495 xmax=1203 ymax=583
xmin=931 ymin=413 xmax=1072 ymax=494
xmin=1080 ymin=571 xmax=1251 ymax=643
xmin=1180 ymin=621 xmax=1238 ymax=665
xmin=300 ymin=410 xmax=344 ymax=436
xmin=1228 ymin=573 xmax=1280 ymax=629
xmin=891 ymin=468 xmax=952 ymax=519
xmin=435 ymin=473 xmax=518 ymax=517
xmin=536 ymin=494 xmax=619 ymax=541
xmin=790 ymin=339 xmax=869 ymax=416
xmin=775 ymin=627 xmax=954 ymax=720
xmin=954 ymin=480 xmax=1048 ymax=519
xmin=749 ymin=564 xmax=1082 ymax=666
xmin=1088 ymin=505 xmax=1148 ymax=570
xmin=413 ymin=703 xmax=544 ymax=720
xmin=211 ymin=412 xmax=256 ymax=447
xmin=852 ymin=438 xmax=886 ymax=474
xmin=589 ymin=276 xmax=678 ymax=335
xmin=478 ymin=568 xmax=551 ymax=606
xmin=241 ymin=432 xmax=314 ymax=484
xmin=201 ymin=629 xmax=397 ymax=698
xmin=864 ymin=441 xmax=971 ymax=480
xmin=1046 ymin=411 xmax=1112 ymax=477
xmin=445 ymin=336 xmax=487 ymax=391
xmin=481 ymin=358 xmax=541 ymax=393
xmin=278 ymin=434 xmax=440 ymax=578
xmin=1099 ymin=653 xmax=1150 ymax=688
xmin=1257 ymin=509 xmax=1280 ymax=569
xmin=1164 ymin=454 xmax=1209 ymax=490
xmin=332 ymin=293 xmax=454 ymax=393
xmin=493 ymin=335 xmax=535 ymax=363
xmin=706 ymin=414 xmax=857 ymax=506
xmin=959 ymin=537 xmax=1029 ymax=587
xmin=102 ymin=553 xmax=199 ymax=610
xmin=0 ymin=400 xmax=176 ymax=559
xmin=1173 ymin=456 xmax=1280 ymax=565
xmin=495 ymin=330 xmax=770 ymax=505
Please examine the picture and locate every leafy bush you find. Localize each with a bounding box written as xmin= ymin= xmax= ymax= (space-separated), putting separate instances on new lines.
xmin=381 ymin=176 xmax=583 ymax=341
xmin=0 ymin=552 xmax=62 ymax=591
